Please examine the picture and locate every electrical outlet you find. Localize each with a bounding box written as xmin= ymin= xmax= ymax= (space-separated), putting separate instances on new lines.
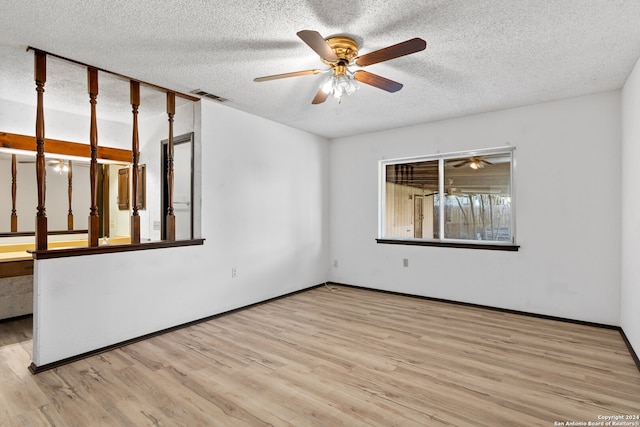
xmin=403 ymin=258 xmax=409 ymax=267
xmin=231 ymin=267 xmax=237 ymax=278
xmin=153 ymin=221 xmax=161 ymax=230
xmin=333 ymin=260 xmax=338 ymax=268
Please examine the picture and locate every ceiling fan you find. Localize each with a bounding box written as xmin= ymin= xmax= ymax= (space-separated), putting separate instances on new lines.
xmin=450 ymin=157 xmax=494 ymax=170
xmin=254 ymin=30 xmax=427 ymax=104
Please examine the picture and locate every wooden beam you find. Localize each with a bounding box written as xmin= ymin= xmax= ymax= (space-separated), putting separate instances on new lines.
xmin=0 ymin=132 xmax=132 ymax=163
xmin=27 ymin=47 xmax=199 ymax=102
xmin=88 ymin=67 xmax=99 ymax=247
xmin=34 ymin=50 xmax=47 ymax=251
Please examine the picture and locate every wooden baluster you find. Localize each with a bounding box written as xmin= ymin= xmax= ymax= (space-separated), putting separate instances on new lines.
xmin=67 ymin=160 xmax=73 ymax=230
xmin=34 ymin=51 xmax=48 ymax=250
xmin=130 ymin=81 xmax=141 ymax=243
xmin=88 ymin=67 xmax=100 ymax=246
xmin=165 ymin=92 xmax=176 ymax=241
xmin=10 ymin=154 xmax=18 ymax=232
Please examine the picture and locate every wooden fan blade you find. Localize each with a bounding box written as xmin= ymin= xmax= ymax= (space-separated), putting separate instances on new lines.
xmin=355 ymin=38 xmax=426 ymax=67
xmin=297 ymin=30 xmax=339 ymax=62
xmin=254 ymin=69 xmax=323 ymax=82
xmin=312 ymin=88 xmax=329 ymax=104
xmin=452 ymin=161 xmax=469 ymax=168
xmin=354 ymin=70 xmax=403 ymax=93
xmin=20 ymin=160 xmax=56 ymax=164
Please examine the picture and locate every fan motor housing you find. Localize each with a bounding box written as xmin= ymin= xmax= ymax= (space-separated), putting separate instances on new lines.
xmin=322 ymin=36 xmax=358 ymax=65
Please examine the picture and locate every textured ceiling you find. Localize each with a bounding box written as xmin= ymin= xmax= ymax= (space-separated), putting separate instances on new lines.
xmin=1 ymin=1 xmax=640 ymax=139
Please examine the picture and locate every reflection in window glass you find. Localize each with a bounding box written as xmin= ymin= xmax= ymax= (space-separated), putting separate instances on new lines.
xmin=381 ymin=149 xmax=514 ymax=244
xmin=443 ymin=153 xmax=512 ymax=242
xmin=385 ymin=160 xmax=438 ymax=239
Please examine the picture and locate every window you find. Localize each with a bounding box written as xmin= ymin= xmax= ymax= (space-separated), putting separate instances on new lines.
xmin=379 ymin=147 xmax=516 ymax=248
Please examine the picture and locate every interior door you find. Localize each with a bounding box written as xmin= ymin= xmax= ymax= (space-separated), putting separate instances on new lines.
xmin=162 ymin=133 xmax=193 ymax=240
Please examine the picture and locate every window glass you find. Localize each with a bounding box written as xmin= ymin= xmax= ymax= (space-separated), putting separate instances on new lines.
xmin=443 ymin=153 xmax=512 ymax=242
xmin=385 ymin=160 xmax=438 ymax=239
xmin=381 ymin=149 xmax=514 ymax=245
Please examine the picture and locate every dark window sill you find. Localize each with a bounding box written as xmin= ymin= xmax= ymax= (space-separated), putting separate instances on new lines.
xmin=376 ymin=238 xmax=519 ymax=251
xmin=29 ymin=238 xmax=205 ymax=259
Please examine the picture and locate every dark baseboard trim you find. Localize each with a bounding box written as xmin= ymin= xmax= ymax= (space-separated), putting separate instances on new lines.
xmin=330 ymin=282 xmax=618 ymax=329
xmin=28 ymin=283 xmax=323 ymax=374
xmin=619 ymin=328 xmax=640 ymax=373
xmin=0 ymin=313 xmax=32 ymax=324
xmin=329 ymin=282 xmax=640 ymax=374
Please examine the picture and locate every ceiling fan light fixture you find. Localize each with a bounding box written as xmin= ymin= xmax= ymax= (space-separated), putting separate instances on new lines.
xmin=320 ymin=75 xmax=334 ymax=94
xmin=320 ymin=67 xmax=359 ymax=102
xmin=52 ymin=160 xmax=69 ymax=174
xmin=469 ymin=159 xmax=485 ymax=169
xmin=333 ymin=73 xmax=358 ymax=99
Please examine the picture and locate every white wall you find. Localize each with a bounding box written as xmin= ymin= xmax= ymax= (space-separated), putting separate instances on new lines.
xmin=329 ymin=91 xmax=622 ymax=326
xmin=0 ymin=98 xmax=130 ymax=149
xmin=33 ymin=100 xmax=330 ymax=366
xmin=138 ymin=101 xmax=196 ymax=242
xmin=621 ymin=58 xmax=640 ymax=355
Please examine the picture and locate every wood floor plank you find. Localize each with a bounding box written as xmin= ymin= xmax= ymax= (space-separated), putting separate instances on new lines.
xmin=2 ymin=404 xmax=67 ymax=427
xmin=0 ymin=346 xmax=49 ymax=419
xmin=1 ymin=286 xmax=639 ymax=426
xmin=30 ymin=368 xmax=116 ymax=426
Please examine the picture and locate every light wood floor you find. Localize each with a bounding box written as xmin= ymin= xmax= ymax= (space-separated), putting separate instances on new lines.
xmin=1 ymin=285 xmax=639 ymax=426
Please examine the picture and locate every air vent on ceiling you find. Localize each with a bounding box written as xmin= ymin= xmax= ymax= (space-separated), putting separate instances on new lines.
xmin=190 ymin=89 xmax=227 ymax=102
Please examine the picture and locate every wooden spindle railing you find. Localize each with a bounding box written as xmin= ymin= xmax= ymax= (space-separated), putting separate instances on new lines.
xmin=88 ymin=67 xmax=99 ymax=247
xmin=67 ymin=160 xmax=73 ymax=230
xmin=165 ymin=92 xmax=176 ymax=241
xmin=34 ymin=50 xmax=48 ymax=250
xmin=11 ymin=154 xmax=18 ymax=232
xmin=16 ymin=48 xmax=204 ymax=253
xmin=130 ymin=81 xmax=141 ymax=243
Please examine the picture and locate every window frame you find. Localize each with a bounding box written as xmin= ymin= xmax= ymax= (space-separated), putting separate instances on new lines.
xmin=378 ymin=146 xmax=518 ymax=250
